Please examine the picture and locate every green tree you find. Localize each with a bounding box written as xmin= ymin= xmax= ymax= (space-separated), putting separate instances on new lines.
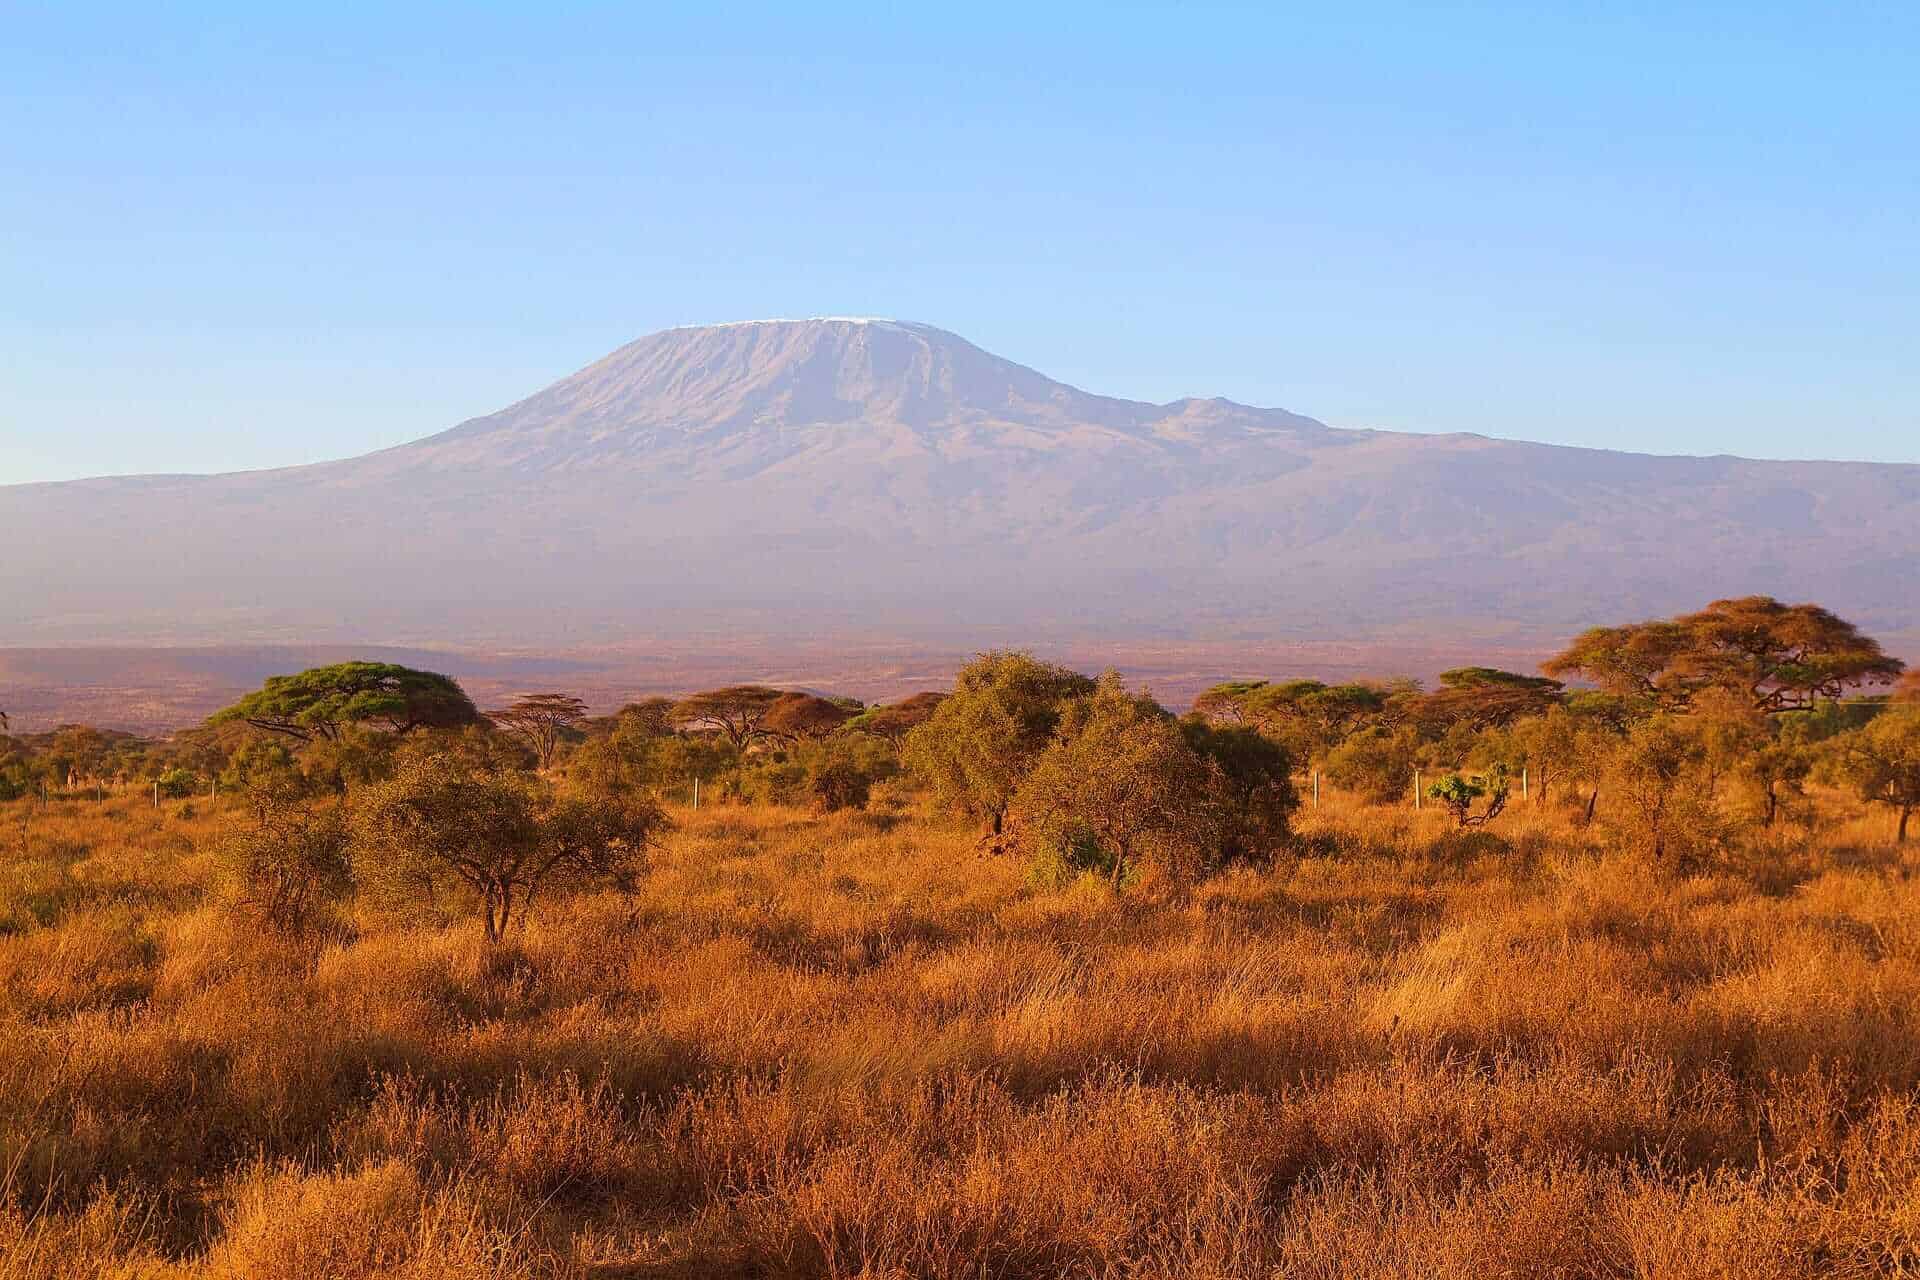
xmin=586 ymin=697 xmax=677 ymax=740
xmin=1544 ymin=597 xmax=1904 ymax=715
xmin=903 ymin=651 xmax=1094 ymax=836
xmin=212 ymin=662 xmax=480 ymax=742
xmin=1011 ymin=675 xmax=1211 ymax=888
xmin=352 ymin=758 xmax=669 ymax=943
xmin=1180 ymin=718 xmax=1299 ymax=867
xmin=1833 ymin=708 xmax=1920 ymax=842
xmin=1744 ymin=731 xmax=1813 ymax=828
xmin=1194 ymin=679 xmax=1392 ymax=761
xmin=1323 ymin=725 xmax=1421 ymax=804
xmin=1501 ymin=708 xmax=1593 ymax=808
xmin=1426 ymin=764 xmax=1511 ymax=828
xmin=845 ymin=692 xmax=946 ymax=746
xmin=568 ymin=717 xmax=736 ymax=799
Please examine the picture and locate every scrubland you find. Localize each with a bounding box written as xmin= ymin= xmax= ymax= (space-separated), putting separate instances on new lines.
xmin=4 ymin=787 xmax=1919 ymax=1279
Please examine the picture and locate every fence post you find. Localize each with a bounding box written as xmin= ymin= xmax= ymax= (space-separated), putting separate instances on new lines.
xmin=693 ymin=776 xmax=700 ymax=810
xmin=153 ymin=781 xmax=159 ymax=809
xmin=1312 ymin=770 xmax=1319 ymax=810
xmin=1414 ymin=769 xmax=1422 ymax=810
xmin=1522 ymin=767 xmax=1529 ymax=801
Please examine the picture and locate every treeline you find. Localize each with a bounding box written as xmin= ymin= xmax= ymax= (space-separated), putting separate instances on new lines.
xmin=2 ymin=596 xmax=1917 ymax=938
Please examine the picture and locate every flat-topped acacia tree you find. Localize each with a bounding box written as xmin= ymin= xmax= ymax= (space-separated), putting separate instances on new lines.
xmin=1413 ymin=668 xmax=1566 ymax=732
xmin=759 ymin=692 xmax=856 ymax=743
xmin=211 ymin=661 xmax=481 ymax=742
xmin=487 ymin=693 xmax=590 ymax=769
xmin=668 ymin=686 xmax=786 ymax=748
xmin=1544 ymin=596 xmax=1905 ymax=715
xmin=845 ymin=692 xmax=945 ymax=747
xmin=1192 ymin=679 xmax=1395 ymax=758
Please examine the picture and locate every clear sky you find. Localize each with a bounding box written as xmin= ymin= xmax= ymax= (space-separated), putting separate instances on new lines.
xmin=4 ymin=3 xmax=1917 ymax=483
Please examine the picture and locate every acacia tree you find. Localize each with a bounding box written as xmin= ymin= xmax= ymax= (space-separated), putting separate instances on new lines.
xmin=213 ymin=662 xmax=480 ymax=742
xmin=487 ymin=693 xmax=589 ymax=769
xmin=1544 ymin=597 xmax=1904 ymax=715
xmin=903 ymin=651 xmax=1094 ymax=836
xmin=1413 ymin=668 xmax=1565 ymax=733
xmin=1501 ymin=707 xmax=1616 ymax=809
xmin=846 ymin=692 xmax=946 ymax=746
xmin=216 ymin=775 xmax=351 ymax=930
xmin=351 ymin=758 xmax=669 ymax=943
xmin=1012 ymin=675 xmax=1212 ymax=888
xmin=1834 ymin=708 xmax=1920 ymax=842
xmin=669 ymin=686 xmax=786 ymax=748
xmin=1608 ymin=718 xmax=1713 ymax=861
xmin=1194 ymin=679 xmax=1391 ymax=759
xmin=1180 ymin=718 xmax=1299 ymax=866
xmin=1427 ymin=764 xmax=1511 ymax=828
xmin=759 ymin=692 xmax=856 ymax=743
xmin=587 ymin=697 xmax=677 ymax=740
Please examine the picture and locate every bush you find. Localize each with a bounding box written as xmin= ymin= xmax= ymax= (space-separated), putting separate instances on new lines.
xmin=351 ymin=758 xmax=669 ymax=943
xmin=1324 ymin=726 xmax=1421 ymax=804
xmin=214 ymin=778 xmax=352 ymax=931
xmin=810 ymin=762 xmax=871 ymax=812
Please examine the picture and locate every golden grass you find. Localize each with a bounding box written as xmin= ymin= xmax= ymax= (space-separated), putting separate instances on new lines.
xmin=3 ymin=789 xmax=1920 ymax=1277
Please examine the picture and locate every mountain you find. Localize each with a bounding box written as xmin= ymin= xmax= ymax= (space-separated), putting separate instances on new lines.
xmin=4 ymin=317 xmax=1917 ymax=655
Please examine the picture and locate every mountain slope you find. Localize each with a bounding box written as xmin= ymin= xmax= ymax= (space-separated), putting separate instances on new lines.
xmin=4 ymin=318 xmax=1916 ymax=649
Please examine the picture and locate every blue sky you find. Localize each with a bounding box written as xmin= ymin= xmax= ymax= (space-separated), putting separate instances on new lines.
xmin=4 ymin=3 xmax=1916 ymax=482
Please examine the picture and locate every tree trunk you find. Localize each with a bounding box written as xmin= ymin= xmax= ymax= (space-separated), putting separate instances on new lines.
xmin=1764 ymin=784 xmax=1779 ymax=828
xmin=1901 ymin=806 xmax=1912 ymax=843
xmin=1582 ymin=789 xmax=1599 ymax=827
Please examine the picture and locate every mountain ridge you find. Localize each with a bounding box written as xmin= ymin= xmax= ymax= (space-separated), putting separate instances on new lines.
xmin=3 ymin=319 xmax=1916 ymax=651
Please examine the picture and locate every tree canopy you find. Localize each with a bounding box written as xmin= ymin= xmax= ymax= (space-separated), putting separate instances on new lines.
xmin=1543 ymin=597 xmax=1903 ymax=714
xmin=759 ymin=692 xmax=856 ymax=742
xmin=486 ymin=693 xmax=589 ymax=769
xmin=669 ymin=686 xmax=786 ymax=747
xmin=351 ymin=757 xmax=668 ymax=942
xmin=846 ymin=692 xmax=946 ymax=746
xmin=1412 ymin=668 xmax=1565 ymax=733
xmin=211 ymin=662 xmax=480 ymax=742
xmin=1834 ymin=708 xmax=1920 ymax=842
xmin=1193 ymin=679 xmax=1395 ymax=760
xmin=903 ymin=651 xmax=1094 ymax=835
xmin=1012 ymin=675 xmax=1212 ymax=887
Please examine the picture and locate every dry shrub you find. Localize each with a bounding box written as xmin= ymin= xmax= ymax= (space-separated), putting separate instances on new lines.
xmin=202 ymin=1159 xmax=563 ymax=1279
xmin=3 ymin=790 xmax=1920 ymax=1276
xmin=0 ymin=1185 xmax=169 ymax=1280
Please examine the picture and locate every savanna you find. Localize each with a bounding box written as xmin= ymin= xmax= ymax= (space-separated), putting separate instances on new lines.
xmin=3 ymin=597 xmax=1919 ymax=1279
